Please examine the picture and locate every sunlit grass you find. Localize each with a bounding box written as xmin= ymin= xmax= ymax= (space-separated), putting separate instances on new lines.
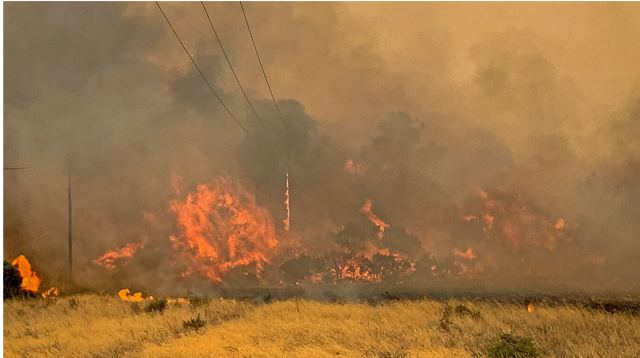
xmin=4 ymin=295 xmax=639 ymax=357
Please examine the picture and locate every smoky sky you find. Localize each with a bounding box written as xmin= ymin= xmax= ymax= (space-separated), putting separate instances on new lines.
xmin=4 ymin=2 xmax=640 ymax=292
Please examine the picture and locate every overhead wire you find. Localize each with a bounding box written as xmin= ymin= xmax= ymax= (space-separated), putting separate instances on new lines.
xmin=155 ymin=1 xmax=249 ymax=134
xmin=201 ymin=1 xmax=264 ymax=126
xmin=239 ymin=1 xmax=288 ymax=133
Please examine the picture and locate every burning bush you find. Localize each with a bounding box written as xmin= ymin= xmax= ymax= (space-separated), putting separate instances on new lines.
xmin=328 ymin=253 xmax=415 ymax=283
xmin=169 ymin=177 xmax=278 ymax=283
xmin=4 ymin=256 xmax=42 ymax=298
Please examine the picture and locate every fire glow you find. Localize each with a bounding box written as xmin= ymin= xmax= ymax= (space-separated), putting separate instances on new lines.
xmin=118 ymin=288 xmax=145 ymax=302
xmin=90 ymin=175 xmax=591 ymax=287
xmin=284 ymin=169 xmax=290 ymax=231
xmin=94 ymin=242 xmax=145 ymax=270
xmin=11 ymin=255 xmax=41 ymax=292
xmin=360 ymin=199 xmax=390 ymax=238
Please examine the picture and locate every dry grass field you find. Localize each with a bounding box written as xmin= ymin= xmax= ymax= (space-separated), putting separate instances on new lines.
xmin=4 ymin=294 xmax=640 ymax=357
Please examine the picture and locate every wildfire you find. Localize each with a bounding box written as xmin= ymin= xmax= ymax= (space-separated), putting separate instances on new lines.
xmin=41 ymin=287 xmax=61 ymax=299
xmin=448 ymin=187 xmax=581 ymax=279
xmin=94 ymin=242 xmax=145 ymax=270
xmin=334 ymin=257 xmax=380 ymax=282
xmin=118 ymin=288 xmax=145 ymax=302
xmin=11 ymin=255 xmax=41 ymax=292
xmin=453 ymin=248 xmax=477 ymax=260
xmin=323 ymin=199 xmax=416 ymax=283
xmin=451 ymin=247 xmax=481 ymax=278
xmin=344 ymin=159 xmax=363 ymax=177
xmin=167 ymin=297 xmax=190 ymax=305
xmin=170 ymin=176 xmax=278 ymax=283
xmin=360 ymin=199 xmax=390 ymax=238
xmin=527 ymin=302 xmax=535 ymax=313
xmin=331 ymin=253 xmax=415 ymax=283
xmin=472 ymin=188 xmax=571 ymax=252
xmin=284 ymin=169 xmax=290 ymax=231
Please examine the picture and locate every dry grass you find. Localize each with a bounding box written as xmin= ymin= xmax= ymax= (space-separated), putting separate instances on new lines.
xmin=4 ymin=295 xmax=640 ymax=357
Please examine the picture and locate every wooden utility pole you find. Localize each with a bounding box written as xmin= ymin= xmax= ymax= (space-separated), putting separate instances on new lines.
xmin=67 ymin=158 xmax=73 ymax=286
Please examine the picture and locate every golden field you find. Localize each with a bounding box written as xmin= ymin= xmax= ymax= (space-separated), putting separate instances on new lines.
xmin=4 ymin=294 xmax=640 ymax=357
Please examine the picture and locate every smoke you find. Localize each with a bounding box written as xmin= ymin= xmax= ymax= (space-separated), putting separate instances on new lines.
xmin=4 ymin=2 xmax=640 ymax=293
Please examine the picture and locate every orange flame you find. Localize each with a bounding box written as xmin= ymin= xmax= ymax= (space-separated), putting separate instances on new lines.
xmin=170 ymin=176 xmax=278 ymax=283
xmin=41 ymin=287 xmax=61 ymax=299
xmin=284 ymin=169 xmax=290 ymax=231
xmin=527 ymin=302 xmax=535 ymax=313
xmin=11 ymin=255 xmax=41 ymax=292
xmin=332 ymin=252 xmax=415 ymax=283
xmin=335 ymin=257 xmax=380 ymax=282
xmin=360 ymin=199 xmax=389 ymax=238
xmin=474 ymin=188 xmax=571 ymax=252
xmin=167 ymin=297 xmax=190 ymax=305
xmin=94 ymin=242 xmax=145 ymax=270
xmin=118 ymin=288 xmax=145 ymax=302
xmin=453 ymin=247 xmax=477 ymax=260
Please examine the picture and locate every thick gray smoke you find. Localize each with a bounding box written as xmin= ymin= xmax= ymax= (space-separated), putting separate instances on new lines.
xmin=4 ymin=2 xmax=640 ymax=294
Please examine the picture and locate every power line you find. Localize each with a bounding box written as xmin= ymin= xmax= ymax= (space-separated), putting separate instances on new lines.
xmin=155 ymin=2 xmax=248 ymax=134
xmin=239 ymin=1 xmax=288 ymax=133
xmin=201 ymin=2 xmax=264 ymax=126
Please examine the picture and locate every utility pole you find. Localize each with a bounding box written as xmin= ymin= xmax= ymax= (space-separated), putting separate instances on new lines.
xmin=67 ymin=157 xmax=73 ymax=286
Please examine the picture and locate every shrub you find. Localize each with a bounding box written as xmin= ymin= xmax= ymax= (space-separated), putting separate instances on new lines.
xmin=183 ymin=314 xmax=207 ymax=332
xmin=488 ymin=333 xmax=540 ymax=358
xmin=69 ymin=298 xmax=80 ymax=310
xmin=453 ymin=304 xmax=482 ymax=320
xmin=4 ymin=260 xmax=23 ymax=298
xmin=130 ymin=302 xmax=142 ymax=314
xmin=145 ymin=298 xmax=167 ymax=314
xmin=280 ymin=255 xmax=325 ymax=284
xmin=189 ymin=296 xmax=209 ymax=309
xmin=439 ymin=304 xmax=481 ymax=332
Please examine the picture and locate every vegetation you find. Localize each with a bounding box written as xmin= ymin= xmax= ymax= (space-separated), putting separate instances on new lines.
xmin=145 ymin=298 xmax=168 ymax=314
xmin=68 ymin=298 xmax=80 ymax=310
xmin=3 ymin=260 xmax=23 ymax=299
xmin=439 ymin=304 xmax=482 ymax=332
xmin=182 ymin=314 xmax=207 ymax=332
xmin=488 ymin=333 xmax=539 ymax=358
xmin=3 ymin=295 xmax=640 ymax=357
xmin=188 ymin=296 xmax=209 ymax=309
